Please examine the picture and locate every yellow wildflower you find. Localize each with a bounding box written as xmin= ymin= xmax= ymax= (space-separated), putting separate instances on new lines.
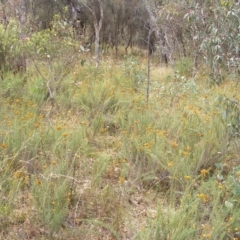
xmin=62 ymin=132 xmax=68 ymax=137
xmin=183 ymin=151 xmax=189 ymax=157
xmin=14 ymin=170 xmax=22 ymax=179
xmin=171 ymin=141 xmax=178 ymax=148
xmin=143 ymin=143 xmax=151 ymax=149
xmin=197 ymin=193 xmax=208 ymax=203
xmin=200 ymin=169 xmax=208 ymax=177
xmin=167 ymin=162 xmax=173 ymax=167
xmin=55 ymin=125 xmax=62 ymax=130
xmin=1 ymin=143 xmax=6 ymax=149
xmin=186 ymin=146 xmax=191 ymax=151
xmin=118 ymin=177 xmax=125 ymax=183
xmin=200 ymin=168 xmax=211 ymax=177
xmin=202 ymin=233 xmax=211 ymax=238
xmin=36 ymin=179 xmax=42 ymax=185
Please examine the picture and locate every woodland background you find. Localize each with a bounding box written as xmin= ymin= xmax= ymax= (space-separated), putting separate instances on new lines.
xmin=0 ymin=1 xmax=240 ymax=240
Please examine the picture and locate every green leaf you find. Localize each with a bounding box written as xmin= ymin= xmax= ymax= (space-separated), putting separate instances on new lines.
xmin=215 ymin=163 xmax=223 ymax=170
xmin=217 ymin=173 xmax=224 ymax=181
xmin=225 ymin=201 xmax=234 ymax=209
xmin=222 ymin=110 xmax=227 ymax=120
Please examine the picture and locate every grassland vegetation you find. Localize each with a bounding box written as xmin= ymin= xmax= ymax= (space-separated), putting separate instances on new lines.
xmin=0 ymin=20 xmax=240 ymax=240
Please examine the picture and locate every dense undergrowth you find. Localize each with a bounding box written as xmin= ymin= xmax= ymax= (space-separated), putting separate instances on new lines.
xmin=1 ymin=22 xmax=240 ymax=240
xmin=1 ymin=58 xmax=240 ymax=240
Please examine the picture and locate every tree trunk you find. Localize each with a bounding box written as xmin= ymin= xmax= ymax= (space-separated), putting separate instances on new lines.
xmin=19 ymin=0 xmax=27 ymax=26
xmin=18 ymin=0 xmax=27 ymax=73
xmin=96 ymin=0 xmax=103 ymax=68
xmin=144 ymin=0 xmax=168 ymax=65
xmin=94 ymin=27 xmax=100 ymax=67
xmin=68 ymin=0 xmax=79 ymax=20
xmin=83 ymin=0 xmax=103 ymax=68
xmin=144 ymin=0 xmax=161 ymax=42
xmin=146 ymin=29 xmax=153 ymax=104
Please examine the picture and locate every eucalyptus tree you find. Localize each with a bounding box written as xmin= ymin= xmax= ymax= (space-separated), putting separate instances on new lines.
xmin=78 ymin=0 xmax=103 ymax=68
xmin=68 ymin=0 xmax=81 ymax=20
xmin=100 ymin=0 xmax=145 ymax=55
xmin=147 ymin=0 xmax=240 ymax=81
xmin=183 ymin=0 xmax=240 ymax=81
xmin=101 ymin=0 xmax=125 ymax=55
